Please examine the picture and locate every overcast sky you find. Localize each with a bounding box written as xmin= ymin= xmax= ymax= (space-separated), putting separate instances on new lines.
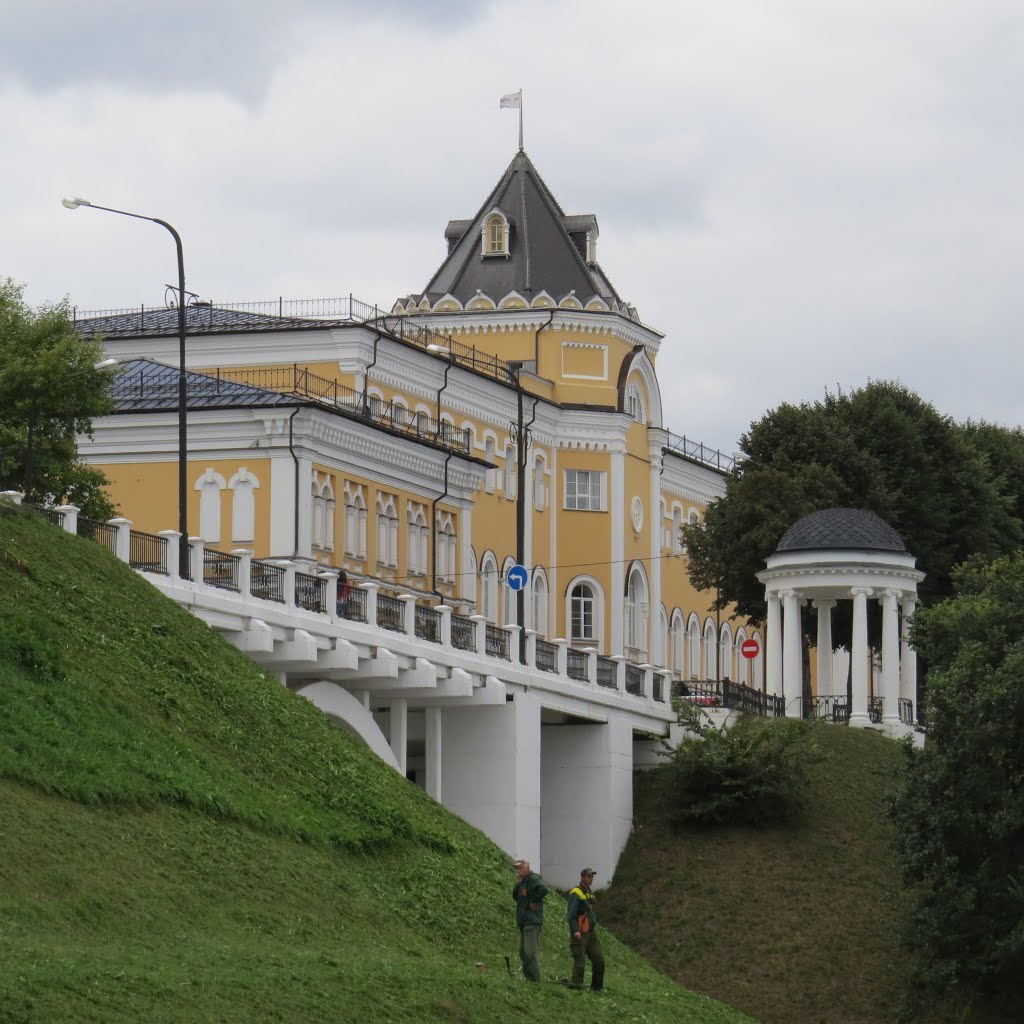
xmin=3 ymin=0 xmax=1022 ymax=452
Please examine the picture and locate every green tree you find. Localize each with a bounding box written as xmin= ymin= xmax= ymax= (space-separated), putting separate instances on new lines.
xmin=683 ymin=382 xmax=1019 ymax=628
xmin=0 ymin=278 xmax=116 ymax=518
xmin=890 ymin=552 xmax=1024 ymax=1018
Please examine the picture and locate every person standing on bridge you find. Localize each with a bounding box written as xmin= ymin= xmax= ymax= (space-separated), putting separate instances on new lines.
xmin=566 ymin=867 xmax=604 ymax=991
xmin=513 ymin=858 xmax=548 ymax=981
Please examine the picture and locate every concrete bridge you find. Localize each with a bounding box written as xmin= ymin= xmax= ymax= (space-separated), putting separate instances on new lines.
xmin=8 ymin=494 xmax=674 ymax=889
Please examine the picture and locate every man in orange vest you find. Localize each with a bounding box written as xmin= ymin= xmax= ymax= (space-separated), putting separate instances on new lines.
xmin=566 ymin=867 xmax=605 ymax=991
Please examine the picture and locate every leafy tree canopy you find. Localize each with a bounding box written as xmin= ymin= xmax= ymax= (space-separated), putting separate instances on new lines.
xmin=0 ymin=278 xmax=116 ymax=518
xmin=682 ymin=381 xmax=1021 ymax=627
xmin=890 ymin=552 xmax=1024 ymax=1017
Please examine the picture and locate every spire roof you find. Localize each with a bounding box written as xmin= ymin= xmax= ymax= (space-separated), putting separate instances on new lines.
xmin=416 ymin=151 xmax=627 ymax=312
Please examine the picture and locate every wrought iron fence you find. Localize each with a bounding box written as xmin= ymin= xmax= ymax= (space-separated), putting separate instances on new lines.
xmin=535 ymin=638 xmax=557 ymax=673
xmin=451 ymin=613 xmax=476 ymax=652
xmin=77 ymin=515 xmax=117 ymax=553
xmin=415 ymin=605 xmax=441 ymax=644
xmin=128 ymin=530 xmax=168 ymax=574
xmin=653 ymin=675 xmax=664 ymax=703
xmin=596 ymin=655 xmax=617 ymax=688
xmin=677 ymin=679 xmax=785 ymax=718
xmin=868 ymin=696 xmax=883 ymax=725
xmin=898 ymin=697 xmax=914 ymax=725
xmin=625 ymin=663 xmax=645 ymax=695
xmin=376 ymin=593 xmax=405 ymax=633
xmin=204 ymin=549 xmax=240 ymax=591
xmin=663 ymin=433 xmax=736 ymax=473
xmin=339 ymin=586 xmax=367 ymax=622
xmin=567 ymin=648 xmax=588 ymax=682
xmin=214 ymin=365 xmax=472 ymax=456
xmin=251 ymin=561 xmax=286 ymax=603
xmin=798 ymin=695 xmax=849 ymax=724
xmin=486 ymin=624 xmax=510 ymax=661
xmin=295 ymin=572 xmax=325 ymax=612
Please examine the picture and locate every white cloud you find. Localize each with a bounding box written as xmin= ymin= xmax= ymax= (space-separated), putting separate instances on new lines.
xmin=4 ymin=0 xmax=1023 ymax=449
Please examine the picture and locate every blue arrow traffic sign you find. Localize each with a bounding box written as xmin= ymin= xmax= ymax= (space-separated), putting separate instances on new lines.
xmin=506 ymin=564 xmax=529 ymax=591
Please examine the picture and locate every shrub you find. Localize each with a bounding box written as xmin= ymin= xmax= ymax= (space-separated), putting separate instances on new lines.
xmin=667 ymin=712 xmax=822 ymax=827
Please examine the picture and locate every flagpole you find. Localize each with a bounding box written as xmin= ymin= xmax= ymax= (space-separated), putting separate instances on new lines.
xmin=519 ymin=89 xmax=524 ymax=151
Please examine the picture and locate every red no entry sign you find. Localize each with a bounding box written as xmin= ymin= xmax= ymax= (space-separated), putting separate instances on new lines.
xmin=741 ymin=638 xmax=760 ymax=660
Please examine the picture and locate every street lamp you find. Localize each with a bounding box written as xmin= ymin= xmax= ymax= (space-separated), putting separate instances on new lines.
xmin=24 ymin=358 xmax=120 ymax=496
xmin=62 ymin=195 xmax=189 ymax=563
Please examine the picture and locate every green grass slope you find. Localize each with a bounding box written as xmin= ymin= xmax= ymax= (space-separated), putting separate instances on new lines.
xmin=601 ymin=725 xmax=958 ymax=1024
xmin=0 ymin=504 xmax=754 ymax=1024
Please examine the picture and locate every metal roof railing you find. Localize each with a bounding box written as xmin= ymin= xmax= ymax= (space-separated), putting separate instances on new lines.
xmin=663 ymin=432 xmax=736 ymax=474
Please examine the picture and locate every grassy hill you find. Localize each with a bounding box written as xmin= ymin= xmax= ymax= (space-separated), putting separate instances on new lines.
xmin=0 ymin=503 xmax=754 ymax=1024
xmin=601 ymin=725 xmax=959 ymax=1024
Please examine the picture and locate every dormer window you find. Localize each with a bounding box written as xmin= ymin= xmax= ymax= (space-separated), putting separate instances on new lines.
xmin=482 ymin=210 xmax=509 ymax=257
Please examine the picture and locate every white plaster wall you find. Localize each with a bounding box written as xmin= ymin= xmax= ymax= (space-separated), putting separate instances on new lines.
xmin=539 ymin=714 xmax=634 ymax=889
xmin=440 ymin=692 xmax=541 ymax=867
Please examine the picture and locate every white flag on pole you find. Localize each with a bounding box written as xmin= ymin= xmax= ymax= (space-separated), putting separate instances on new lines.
xmin=499 ymin=90 xmax=522 ymax=109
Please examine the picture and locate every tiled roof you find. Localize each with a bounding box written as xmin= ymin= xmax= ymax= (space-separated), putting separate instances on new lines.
xmin=418 ymin=150 xmax=623 ymax=309
xmin=74 ymin=305 xmax=350 ymax=340
xmin=775 ymin=508 xmax=907 ymax=553
xmin=110 ymin=359 xmax=302 ymax=412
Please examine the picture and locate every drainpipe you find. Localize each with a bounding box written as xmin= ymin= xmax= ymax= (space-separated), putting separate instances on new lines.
xmin=288 ymin=407 xmax=301 ymax=557
xmin=535 ymin=308 xmax=556 ymax=369
xmin=430 ymin=452 xmax=453 ymax=598
xmin=360 ymin=328 xmax=383 ymax=413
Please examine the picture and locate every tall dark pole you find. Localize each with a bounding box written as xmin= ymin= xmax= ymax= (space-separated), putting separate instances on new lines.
xmin=515 ymin=373 xmax=526 ymax=658
xmin=62 ymin=198 xmax=188 ymax=567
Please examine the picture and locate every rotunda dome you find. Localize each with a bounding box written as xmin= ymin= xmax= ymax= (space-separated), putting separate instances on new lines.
xmin=775 ymin=508 xmax=906 ymax=554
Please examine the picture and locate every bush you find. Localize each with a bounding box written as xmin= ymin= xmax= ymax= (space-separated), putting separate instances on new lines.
xmin=667 ymin=712 xmax=822 ymax=827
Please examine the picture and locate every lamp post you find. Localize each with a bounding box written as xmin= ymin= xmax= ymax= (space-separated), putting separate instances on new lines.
xmin=508 ymin=361 xmax=536 ymax=661
xmin=62 ymin=196 xmax=189 ymax=562
xmin=24 ymin=357 xmax=119 ymax=496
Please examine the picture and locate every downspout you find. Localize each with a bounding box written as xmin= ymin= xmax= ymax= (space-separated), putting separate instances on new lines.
xmin=429 ymin=352 xmax=456 ymax=598
xmin=535 ymin=308 xmax=556 ymax=369
xmin=288 ymin=406 xmax=301 ymax=557
xmin=430 ymin=453 xmax=453 ymax=598
xmin=361 ymin=328 xmax=384 ymax=412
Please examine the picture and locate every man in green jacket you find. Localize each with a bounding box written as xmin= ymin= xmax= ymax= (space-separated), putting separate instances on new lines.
xmin=566 ymin=867 xmax=605 ymax=991
xmin=512 ymin=858 xmax=548 ymax=981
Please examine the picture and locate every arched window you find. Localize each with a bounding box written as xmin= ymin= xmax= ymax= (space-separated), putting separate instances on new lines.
xmin=196 ymin=469 xmax=226 ymax=544
xmin=533 ymin=454 xmax=547 ymax=511
xmin=480 ymin=553 xmax=499 ymax=624
xmin=532 ymin=569 xmax=549 ymax=638
xmin=344 ymin=483 xmax=366 ymax=559
xmin=505 ymin=444 xmax=517 ymax=499
xmin=228 ymin=468 xmax=259 ymax=545
xmin=657 ymin=605 xmax=669 ymax=668
xmin=570 ymin=583 xmax=596 ymax=642
xmin=482 ymin=211 xmax=509 ymax=256
xmin=484 ymin=437 xmax=497 ymax=494
xmin=672 ymin=506 xmax=683 ymax=553
xmin=625 ymin=563 xmax=649 ymax=658
xmin=671 ymin=611 xmax=685 ymax=677
xmin=703 ymin=620 xmax=718 ymax=681
xmin=687 ymin=616 xmax=701 ymax=679
xmin=435 ymin=511 xmax=456 ymax=583
xmin=720 ymin=623 xmax=733 ymax=682
xmin=407 ymin=503 xmax=427 ymax=575
xmin=624 ymin=383 xmax=645 ymax=422
xmin=376 ymin=494 xmax=398 ymax=568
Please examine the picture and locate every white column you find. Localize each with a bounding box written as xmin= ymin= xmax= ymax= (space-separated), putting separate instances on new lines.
xmin=814 ymin=600 xmax=836 ymax=699
xmin=881 ymin=589 xmax=902 ymax=729
xmin=849 ymin=587 xmax=873 ymax=727
xmin=900 ymin=596 xmax=918 ymax=719
xmin=782 ymin=589 xmax=803 ymax=718
xmin=766 ymin=592 xmax=782 ymax=696
xmin=160 ymin=529 xmax=182 ymax=578
xmin=389 ymin=698 xmax=408 ymax=777
xmin=424 ymin=707 xmax=442 ymax=802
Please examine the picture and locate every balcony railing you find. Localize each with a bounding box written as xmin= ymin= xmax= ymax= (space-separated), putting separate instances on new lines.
xmin=295 ymin=572 xmax=325 ymax=613
xmin=898 ymin=697 xmax=914 ymax=726
xmin=485 ymin=624 xmax=510 ymax=661
xmin=535 ymin=639 xmax=557 ymax=673
xmin=567 ymin=648 xmax=588 ymax=682
xmin=251 ymin=561 xmax=286 ymax=603
xmin=76 ymin=514 xmax=117 ymax=553
xmin=128 ymin=530 xmax=168 ymax=575
xmin=868 ymin=696 xmax=883 ymax=725
xmin=451 ymin=613 xmax=476 ymax=652
xmin=625 ymin=663 xmax=644 ymax=695
xmin=596 ymin=656 xmax=617 ymax=688
xmin=204 ymin=549 xmax=240 ymax=591
xmin=376 ymin=593 xmax=405 ymax=633
xmin=677 ymin=679 xmax=785 ymax=718
xmin=338 ymin=586 xmax=367 ymax=622
xmin=414 ymin=605 xmax=441 ymax=644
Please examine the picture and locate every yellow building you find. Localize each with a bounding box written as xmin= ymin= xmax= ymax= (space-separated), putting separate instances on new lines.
xmin=75 ymin=149 xmax=762 ymax=687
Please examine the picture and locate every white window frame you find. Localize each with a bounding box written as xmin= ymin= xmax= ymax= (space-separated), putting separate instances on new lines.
xmin=564 ymin=469 xmax=605 ymax=511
